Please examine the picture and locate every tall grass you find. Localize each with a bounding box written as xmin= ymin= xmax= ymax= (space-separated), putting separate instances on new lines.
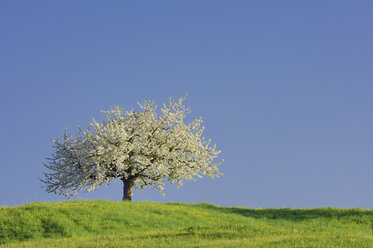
xmin=0 ymin=201 xmax=372 ymax=247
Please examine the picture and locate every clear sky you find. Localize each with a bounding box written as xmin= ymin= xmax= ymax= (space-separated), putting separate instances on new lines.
xmin=1 ymin=1 xmax=373 ymax=208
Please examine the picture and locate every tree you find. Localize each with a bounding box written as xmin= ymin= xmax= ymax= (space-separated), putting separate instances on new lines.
xmin=42 ymin=96 xmax=223 ymax=201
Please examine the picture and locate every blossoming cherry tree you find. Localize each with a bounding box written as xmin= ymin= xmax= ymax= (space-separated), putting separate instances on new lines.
xmin=42 ymin=96 xmax=223 ymax=201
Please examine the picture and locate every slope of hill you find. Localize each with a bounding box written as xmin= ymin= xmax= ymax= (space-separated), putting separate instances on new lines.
xmin=0 ymin=201 xmax=372 ymax=247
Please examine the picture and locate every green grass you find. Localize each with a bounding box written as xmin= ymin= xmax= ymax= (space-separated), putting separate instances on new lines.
xmin=0 ymin=201 xmax=372 ymax=247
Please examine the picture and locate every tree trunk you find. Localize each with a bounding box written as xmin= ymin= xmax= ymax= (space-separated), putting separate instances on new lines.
xmin=121 ymin=178 xmax=135 ymax=201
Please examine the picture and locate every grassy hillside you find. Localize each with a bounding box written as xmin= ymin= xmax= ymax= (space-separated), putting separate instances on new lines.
xmin=0 ymin=201 xmax=372 ymax=247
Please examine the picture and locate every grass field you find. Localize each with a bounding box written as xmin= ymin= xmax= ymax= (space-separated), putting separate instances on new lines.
xmin=0 ymin=200 xmax=372 ymax=247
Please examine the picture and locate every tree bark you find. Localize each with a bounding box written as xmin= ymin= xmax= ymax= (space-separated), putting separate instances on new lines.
xmin=121 ymin=177 xmax=135 ymax=201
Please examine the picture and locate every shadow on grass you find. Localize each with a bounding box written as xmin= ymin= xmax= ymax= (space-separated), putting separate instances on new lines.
xmin=196 ymin=203 xmax=373 ymax=222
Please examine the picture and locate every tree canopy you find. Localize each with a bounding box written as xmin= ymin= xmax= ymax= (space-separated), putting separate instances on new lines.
xmin=42 ymin=96 xmax=223 ymax=201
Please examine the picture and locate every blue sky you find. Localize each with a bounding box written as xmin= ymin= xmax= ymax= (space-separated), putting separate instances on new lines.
xmin=1 ymin=1 xmax=373 ymax=208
